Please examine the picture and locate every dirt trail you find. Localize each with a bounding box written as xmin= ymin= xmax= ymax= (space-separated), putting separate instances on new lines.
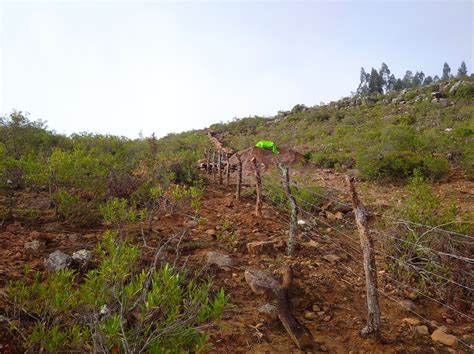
xmin=0 ymin=179 xmax=472 ymax=352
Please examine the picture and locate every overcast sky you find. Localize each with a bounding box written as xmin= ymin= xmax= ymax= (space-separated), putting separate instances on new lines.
xmin=1 ymin=0 xmax=472 ymax=138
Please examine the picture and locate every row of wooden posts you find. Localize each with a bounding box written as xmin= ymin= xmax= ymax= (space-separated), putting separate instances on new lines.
xmin=203 ymin=148 xmax=381 ymax=340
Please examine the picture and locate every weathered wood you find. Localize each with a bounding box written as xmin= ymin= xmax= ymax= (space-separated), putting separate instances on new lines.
xmin=218 ymin=150 xmax=223 ymax=185
xmin=277 ymin=267 xmax=315 ymax=351
xmin=225 ymin=154 xmax=230 ymax=188
xmin=251 ymin=157 xmax=262 ymax=217
xmin=346 ymin=175 xmax=381 ymax=340
xmin=236 ymin=155 xmax=242 ymax=201
xmin=211 ymin=151 xmax=216 ymax=180
xmin=278 ymin=163 xmax=298 ymax=256
xmin=205 ymin=149 xmax=211 ymax=174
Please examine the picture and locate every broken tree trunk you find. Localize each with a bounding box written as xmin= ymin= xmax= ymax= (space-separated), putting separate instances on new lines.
xmin=218 ymin=150 xmax=223 ymax=185
xmin=278 ymin=163 xmax=298 ymax=256
xmin=346 ymin=175 xmax=381 ymax=340
xmin=251 ymin=157 xmax=262 ymax=217
xmin=236 ymin=155 xmax=242 ymax=201
xmin=277 ymin=267 xmax=315 ymax=351
xmin=225 ymin=154 xmax=230 ymax=188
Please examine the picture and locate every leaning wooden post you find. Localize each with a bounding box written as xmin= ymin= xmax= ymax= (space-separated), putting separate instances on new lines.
xmin=251 ymin=157 xmax=262 ymax=217
xmin=225 ymin=154 xmax=230 ymax=188
xmin=205 ymin=149 xmax=211 ymax=174
xmin=235 ymin=154 xmax=242 ymax=201
xmin=346 ymin=175 xmax=381 ymax=340
xmin=278 ymin=163 xmax=298 ymax=256
xmin=218 ymin=150 xmax=223 ymax=185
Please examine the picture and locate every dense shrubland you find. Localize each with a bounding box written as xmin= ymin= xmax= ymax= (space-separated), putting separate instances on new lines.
xmin=0 ymin=111 xmax=226 ymax=351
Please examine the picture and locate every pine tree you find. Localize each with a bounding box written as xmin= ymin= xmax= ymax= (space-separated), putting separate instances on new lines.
xmin=442 ymin=62 xmax=451 ymax=81
xmin=457 ymin=61 xmax=468 ymax=77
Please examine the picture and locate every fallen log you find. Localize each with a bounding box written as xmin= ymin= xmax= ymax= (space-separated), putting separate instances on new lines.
xmin=277 ymin=267 xmax=316 ymax=351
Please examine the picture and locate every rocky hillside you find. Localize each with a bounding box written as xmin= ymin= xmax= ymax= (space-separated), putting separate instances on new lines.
xmin=208 ymin=78 xmax=474 ymax=182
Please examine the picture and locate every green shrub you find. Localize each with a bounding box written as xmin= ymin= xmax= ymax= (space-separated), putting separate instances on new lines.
xmin=5 ymin=231 xmax=225 ymax=352
xmin=53 ymin=189 xmax=101 ymax=227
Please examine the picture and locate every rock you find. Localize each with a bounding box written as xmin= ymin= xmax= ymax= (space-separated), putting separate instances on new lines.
xmin=206 ymin=252 xmax=233 ymax=270
xmin=319 ymin=345 xmax=328 ymax=352
xmin=24 ymin=240 xmax=45 ymax=255
xmin=72 ymin=249 xmax=91 ymax=266
xmin=415 ymin=325 xmax=429 ymax=335
xmin=403 ymin=317 xmax=421 ymax=326
xmin=312 ymin=304 xmax=321 ymax=312
xmin=45 ymin=250 xmax=72 ymax=271
xmin=445 ymin=318 xmax=454 ymax=324
xmin=304 ymin=311 xmax=316 ymax=320
xmin=30 ymin=230 xmax=41 ymax=239
xmin=449 ymin=81 xmax=464 ymax=95
xmin=244 ymin=268 xmax=279 ymax=297
xmin=258 ymin=304 xmax=278 ymax=321
xmin=431 ymin=328 xmax=458 ymax=346
xmin=246 ymin=241 xmax=275 ymax=255
xmin=399 ymin=299 xmax=417 ymax=313
xmin=68 ymin=234 xmax=79 ymax=242
xmin=206 ymin=229 xmax=216 ymax=237
xmin=30 ymin=197 xmax=51 ymax=210
xmin=323 ymin=315 xmax=332 ymax=322
xmin=323 ymin=254 xmax=341 ymax=264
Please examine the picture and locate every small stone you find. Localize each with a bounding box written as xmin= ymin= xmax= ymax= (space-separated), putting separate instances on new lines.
xmin=318 ymin=311 xmax=325 ymax=316
xmin=403 ymin=318 xmax=420 ymax=326
xmin=68 ymin=234 xmax=79 ymax=242
xmin=45 ymin=250 xmax=72 ymax=271
xmin=431 ymin=328 xmax=458 ymax=346
xmin=24 ymin=240 xmax=45 ymax=255
xmin=445 ymin=318 xmax=454 ymax=324
xmin=244 ymin=268 xmax=279 ymax=297
xmin=415 ymin=325 xmax=429 ymax=335
xmin=326 ymin=228 xmax=332 ymax=233
xmin=323 ymin=254 xmax=341 ymax=264
xmin=206 ymin=229 xmax=216 ymax=237
xmin=323 ymin=315 xmax=332 ymax=322
xmin=206 ymin=252 xmax=233 ymax=270
xmin=258 ymin=304 xmax=278 ymax=321
xmin=304 ymin=311 xmax=316 ymax=320
xmin=312 ymin=304 xmax=321 ymax=312
xmin=30 ymin=230 xmax=40 ymax=239
xmin=72 ymin=249 xmax=91 ymax=266
xmin=246 ymin=241 xmax=275 ymax=255
xmin=320 ymin=345 xmax=327 ymax=352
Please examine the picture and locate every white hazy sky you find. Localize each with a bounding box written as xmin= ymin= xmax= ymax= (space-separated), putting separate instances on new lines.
xmin=1 ymin=0 xmax=472 ymax=138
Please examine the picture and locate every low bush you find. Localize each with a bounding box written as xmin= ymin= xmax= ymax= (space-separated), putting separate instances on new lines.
xmin=5 ymin=231 xmax=226 ymax=352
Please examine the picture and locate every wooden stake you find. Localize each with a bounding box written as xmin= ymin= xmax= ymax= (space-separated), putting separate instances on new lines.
xmin=236 ymin=154 xmax=242 ymax=201
xmin=218 ymin=150 xmax=223 ymax=185
xmin=205 ymin=149 xmax=210 ymax=174
xmin=278 ymin=163 xmax=298 ymax=256
xmin=212 ymin=151 xmax=216 ymax=181
xmin=225 ymin=154 xmax=230 ymax=188
xmin=251 ymin=157 xmax=262 ymax=217
xmin=346 ymin=175 xmax=381 ymax=340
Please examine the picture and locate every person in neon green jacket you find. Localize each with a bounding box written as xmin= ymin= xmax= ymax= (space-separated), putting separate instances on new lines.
xmin=255 ymin=140 xmax=280 ymax=154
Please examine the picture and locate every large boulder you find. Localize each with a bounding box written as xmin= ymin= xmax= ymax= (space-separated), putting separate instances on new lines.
xmin=45 ymin=250 xmax=72 ymax=271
